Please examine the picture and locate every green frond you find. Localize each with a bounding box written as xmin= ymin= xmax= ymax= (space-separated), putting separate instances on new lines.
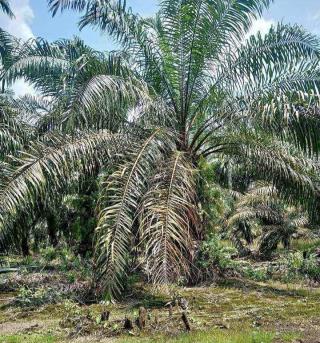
xmin=6 ymin=56 xmax=70 ymax=95
xmin=218 ymin=129 xmax=320 ymax=210
xmin=192 ymin=24 xmax=320 ymax=156
xmin=0 ymin=97 xmax=34 ymax=156
xmin=5 ymin=37 xmax=95 ymax=95
xmin=237 ymin=183 xmax=277 ymax=207
xmin=14 ymin=94 xmax=53 ymax=125
xmin=258 ymin=208 xmax=308 ymax=256
xmin=228 ymin=182 xmax=309 ymax=257
xmin=216 ymin=23 xmax=320 ymax=92
xmin=228 ymin=206 xmax=281 ymax=229
xmin=0 ymin=127 xmax=21 ymax=157
xmin=0 ymin=131 xmax=121 ymax=245
xmin=0 ymin=0 xmax=14 ymax=18
xmin=66 ymin=72 xmax=150 ymax=129
xmin=48 ymin=0 xmax=88 ymax=16
xmin=6 ymin=38 xmax=149 ymax=131
xmin=0 ymin=28 xmax=14 ymax=64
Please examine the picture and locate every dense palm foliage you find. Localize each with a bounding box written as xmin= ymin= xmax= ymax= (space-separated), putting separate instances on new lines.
xmin=1 ymin=0 xmax=320 ymax=297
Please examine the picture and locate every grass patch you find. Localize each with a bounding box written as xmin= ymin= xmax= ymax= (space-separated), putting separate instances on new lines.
xmin=0 ymin=334 xmax=56 ymax=343
xmin=280 ymin=332 xmax=301 ymax=342
xmin=118 ymin=329 xmax=275 ymax=343
xmin=0 ymin=279 xmax=318 ymax=342
xmin=291 ymin=238 xmax=320 ymax=252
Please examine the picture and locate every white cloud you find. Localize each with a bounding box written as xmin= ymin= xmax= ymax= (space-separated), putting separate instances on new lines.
xmin=0 ymin=0 xmax=36 ymax=96
xmin=11 ymin=79 xmax=37 ymax=98
xmin=0 ymin=0 xmax=34 ymax=40
xmin=246 ymin=17 xmax=275 ymax=39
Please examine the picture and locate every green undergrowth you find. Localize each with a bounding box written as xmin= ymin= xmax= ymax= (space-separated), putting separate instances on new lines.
xmin=0 ymin=330 xmax=300 ymax=343
xmin=0 ymin=334 xmax=56 ymax=343
xmin=118 ymin=329 xmax=300 ymax=343
xmin=119 ymin=330 xmax=274 ymax=343
xmin=291 ymin=238 xmax=320 ymax=252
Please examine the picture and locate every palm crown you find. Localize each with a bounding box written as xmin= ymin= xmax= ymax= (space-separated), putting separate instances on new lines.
xmin=1 ymin=0 xmax=320 ymax=297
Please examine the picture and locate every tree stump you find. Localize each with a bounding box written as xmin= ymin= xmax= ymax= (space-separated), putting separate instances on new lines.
xmin=181 ymin=312 xmax=191 ymax=331
xmin=168 ymin=304 xmax=173 ymax=317
xmin=101 ymin=310 xmax=110 ymax=322
xmin=124 ymin=317 xmax=133 ymax=330
xmin=136 ymin=306 xmax=147 ymax=330
xmin=154 ymin=309 xmax=159 ymax=325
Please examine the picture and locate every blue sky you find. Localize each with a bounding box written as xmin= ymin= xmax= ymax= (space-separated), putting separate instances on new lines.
xmin=29 ymin=0 xmax=158 ymax=51
xmin=1 ymin=0 xmax=320 ymax=94
xmin=2 ymin=1 xmax=320 ymax=49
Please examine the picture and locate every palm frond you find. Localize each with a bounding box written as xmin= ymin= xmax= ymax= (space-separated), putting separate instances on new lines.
xmin=214 ymin=129 xmax=320 ymax=212
xmin=215 ymin=24 xmax=320 ymax=92
xmin=6 ymin=38 xmax=150 ymax=131
xmin=48 ymin=0 xmax=88 ymax=16
xmin=192 ymin=24 xmax=320 ymax=157
xmin=0 ymin=96 xmax=34 ymax=156
xmin=139 ymin=151 xmax=199 ymax=285
xmin=228 ymin=182 xmax=309 ymax=257
xmin=95 ymin=129 xmax=173 ymax=297
xmin=0 ymin=131 xmax=122 ymax=245
xmin=0 ymin=0 xmax=14 ymax=18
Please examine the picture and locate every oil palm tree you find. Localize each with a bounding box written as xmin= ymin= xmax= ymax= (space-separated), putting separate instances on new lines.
xmin=1 ymin=0 xmax=320 ymax=297
xmin=228 ymin=182 xmax=309 ymax=259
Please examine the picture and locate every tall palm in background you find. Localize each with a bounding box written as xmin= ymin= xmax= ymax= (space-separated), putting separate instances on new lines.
xmin=1 ymin=0 xmax=320 ymax=297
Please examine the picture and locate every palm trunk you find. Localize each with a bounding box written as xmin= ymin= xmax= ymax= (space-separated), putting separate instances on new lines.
xmin=47 ymin=213 xmax=58 ymax=247
xmin=283 ymin=237 xmax=290 ymax=250
xmin=21 ymin=231 xmax=30 ymax=257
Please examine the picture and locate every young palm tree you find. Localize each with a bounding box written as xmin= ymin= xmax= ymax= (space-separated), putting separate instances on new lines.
xmin=1 ymin=0 xmax=320 ymax=297
xmin=227 ymin=182 xmax=309 ymax=259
